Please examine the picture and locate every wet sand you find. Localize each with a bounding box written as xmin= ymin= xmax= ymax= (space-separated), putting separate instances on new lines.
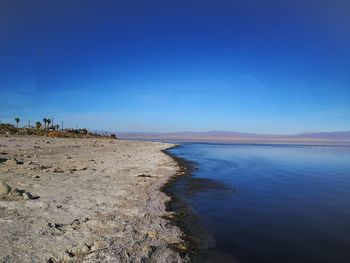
xmin=0 ymin=136 xmax=189 ymax=263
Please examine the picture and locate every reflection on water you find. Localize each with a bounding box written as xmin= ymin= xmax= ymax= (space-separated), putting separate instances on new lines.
xmin=169 ymin=144 xmax=350 ymax=263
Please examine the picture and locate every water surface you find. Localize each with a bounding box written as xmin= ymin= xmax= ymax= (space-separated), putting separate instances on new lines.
xmin=169 ymin=144 xmax=350 ymax=263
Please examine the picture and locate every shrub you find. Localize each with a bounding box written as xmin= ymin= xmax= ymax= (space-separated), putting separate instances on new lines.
xmin=48 ymin=131 xmax=67 ymax=138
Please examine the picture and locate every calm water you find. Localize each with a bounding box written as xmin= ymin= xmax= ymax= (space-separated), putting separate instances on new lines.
xmin=168 ymin=144 xmax=350 ymax=263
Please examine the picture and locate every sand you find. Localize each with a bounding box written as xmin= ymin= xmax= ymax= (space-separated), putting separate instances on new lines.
xmin=0 ymin=136 xmax=188 ymax=263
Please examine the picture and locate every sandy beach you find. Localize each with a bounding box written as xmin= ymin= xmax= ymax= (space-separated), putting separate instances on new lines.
xmin=0 ymin=136 xmax=188 ymax=262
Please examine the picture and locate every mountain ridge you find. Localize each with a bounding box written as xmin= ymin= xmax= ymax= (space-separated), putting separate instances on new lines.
xmin=115 ymin=130 xmax=350 ymax=145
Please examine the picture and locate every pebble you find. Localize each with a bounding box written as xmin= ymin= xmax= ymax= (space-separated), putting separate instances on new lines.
xmin=81 ymin=243 xmax=91 ymax=253
xmin=11 ymin=188 xmax=25 ymax=196
xmin=0 ymin=181 xmax=11 ymax=194
xmin=23 ymin=192 xmax=34 ymax=200
xmin=8 ymin=158 xmax=24 ymax=165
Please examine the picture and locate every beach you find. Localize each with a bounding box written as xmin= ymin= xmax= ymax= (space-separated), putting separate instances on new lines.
xmin=0 ymin=136 xmax=188 ymax=262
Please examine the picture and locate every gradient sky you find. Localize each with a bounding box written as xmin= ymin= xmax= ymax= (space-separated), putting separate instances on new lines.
xmin=1 ymin=0 xmax=350 ymax=133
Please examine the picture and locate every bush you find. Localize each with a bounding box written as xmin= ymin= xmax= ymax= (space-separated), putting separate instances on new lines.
xmin=111 ymin=134 xmax=117 ymax=139
xmin=48 ymin=131 xmax=68 ymax=138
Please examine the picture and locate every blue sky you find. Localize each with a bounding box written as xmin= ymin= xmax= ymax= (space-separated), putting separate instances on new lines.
xmin=1 ymin=0 xmax=350 ymax=133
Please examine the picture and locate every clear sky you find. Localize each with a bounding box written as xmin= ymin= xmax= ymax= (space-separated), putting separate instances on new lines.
xmin=1 ymin=0 xmax=349 ymax=134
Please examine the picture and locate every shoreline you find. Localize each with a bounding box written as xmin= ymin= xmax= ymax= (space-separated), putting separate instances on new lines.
xmin=0 ymin=136 xmax=190 ymax=262
xmin=160 ymin=147 xmax=199 ymax=255
xmin=162 ymin=145 xmax=242 ymax=263
xmin=161 ymin=146 xmax=219 ymax=261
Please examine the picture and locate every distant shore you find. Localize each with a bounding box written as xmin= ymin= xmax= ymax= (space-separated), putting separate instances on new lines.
xmin=0 ymin=136 xmax=189 ymax=262
xmin=117 ymin=131 xmax=350 ymax=146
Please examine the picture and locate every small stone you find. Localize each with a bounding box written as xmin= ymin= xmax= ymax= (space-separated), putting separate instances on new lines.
xmin=11 ymin=188 xmax=25 ymax=196
xmin=23 ymin=192 xmax=34 ymax=200
xmin=5 ymin=158 xmax=23 ymax=165
xmin=65 ymin=250 xmax=75 ymax=258
xmin=0 ymin=182 xmax=11 ymax=194
xmin=51 ymin=167 xmax=64 ymax=173
xmin=137 ymin=174 xmax=152 ymax=178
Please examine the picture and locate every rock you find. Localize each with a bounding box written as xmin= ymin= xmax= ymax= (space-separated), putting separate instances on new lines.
xmin=23 ymin=192 xmax=34 ymax=200
xmin=65 ymin=250 xmax=75 ymax=258
xmin=39 ymin=165 xmax=51 ymax=170
xmin=5 ymin=158 xmax=23 ymax=165
xmin=81 ymin=244 xmax=91 ymax=253
xmin=137 ymin=174 xmax=152 ymax=178
xmin=50 ymin=167 xmax=64 ymax=173
xmin=5 ymin=159 xmax=17 ymax=165
xmin=11 ymin=188 xmax=25 ymax=196
xmin=69 ymin=168 xmax=77 ymax=173
xmin=0 ymin=182 xmax=11 ymax=194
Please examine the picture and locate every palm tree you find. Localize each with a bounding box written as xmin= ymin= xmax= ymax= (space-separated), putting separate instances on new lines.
xmin=47 ymin=119 xmax=51 ymax=129
xmin=43 ymin=118 xmax=47 ymax=130
xmin=15 ymin=118 xmax=20 ymax=128
xmin=36 ymin=121 xmax=42 ymax=129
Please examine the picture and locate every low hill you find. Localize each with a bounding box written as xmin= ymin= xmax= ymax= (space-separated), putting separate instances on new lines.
xmin=117 ymin=131 xmax=350 ymax=145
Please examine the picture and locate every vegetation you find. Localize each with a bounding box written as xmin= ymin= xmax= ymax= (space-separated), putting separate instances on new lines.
xmin=43 ymin=118 xmax=48 ymax=130
xmin=15 ymin=118 xmax=20 ymax=128
xmin=47 ymin=119 xmax=51 ymax=129
xmin=0 ymin=117 xmax=117 ymax=140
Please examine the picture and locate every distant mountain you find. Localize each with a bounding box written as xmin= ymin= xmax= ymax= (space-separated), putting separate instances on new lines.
xmin=293 ymin=131 xmax=350 ymax=140
xmin=116 ymin=130 xmax=350 ymax=145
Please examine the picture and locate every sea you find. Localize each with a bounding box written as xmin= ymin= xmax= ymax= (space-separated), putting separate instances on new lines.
xmin=167 ymin=143 xmax=350 ymax=263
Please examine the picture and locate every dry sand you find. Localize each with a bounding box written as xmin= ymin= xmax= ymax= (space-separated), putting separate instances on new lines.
xmin=0 ymin=136 xmax=188 ymax=263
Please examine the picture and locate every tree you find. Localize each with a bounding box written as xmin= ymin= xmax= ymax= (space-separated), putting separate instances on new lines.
xmin=36 ymin=121 xmax=42 ymax=129
xmin=47 ymin=119 xmax=51 ymax=129
xmin=80 ymin=128 xmax=88 ymax=134
xmin=55 ymin=125 xmax=59 ymax=131
xmin=15 ymin=118 xmax=20 ymax=128
xmin=43 ymin=118 xmax=47 ymax=130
